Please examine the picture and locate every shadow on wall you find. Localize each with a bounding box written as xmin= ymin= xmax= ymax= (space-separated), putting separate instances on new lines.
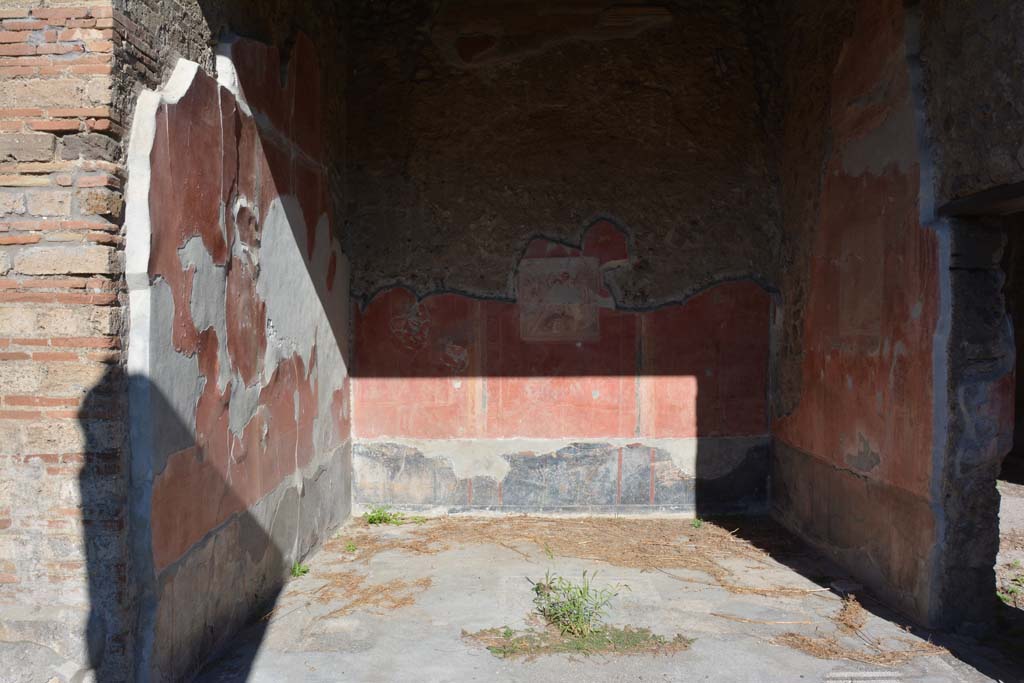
xmin=350 ymin=224 xmax=775 ymax=517
xmin=88 ymin=30 xmax=351 ymax=681
xmin=173 ymin=17 xmax=778 ymax=519
xmin=79 ymin=369 xmax=286 ymax=682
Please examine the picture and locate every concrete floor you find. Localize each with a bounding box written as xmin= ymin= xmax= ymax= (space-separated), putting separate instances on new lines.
xmin=996 ymin=480 xmax=1024 ymax=614
xmin=198 ymin=505 xmax=1024 ymax=683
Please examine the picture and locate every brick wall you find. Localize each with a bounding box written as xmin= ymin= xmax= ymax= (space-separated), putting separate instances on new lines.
xmin=0 ymin=1 xmax=132 ymax=678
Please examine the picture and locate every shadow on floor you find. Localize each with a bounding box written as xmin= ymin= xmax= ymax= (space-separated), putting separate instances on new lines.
xmin=718 ymin=515 xmax=1024 ymax=683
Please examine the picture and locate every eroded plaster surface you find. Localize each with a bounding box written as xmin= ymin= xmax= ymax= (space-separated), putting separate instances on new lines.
xmin=770 ymin=0 xmax=949 ymax=623
xmin=125 ymin=35 xmax=350 ymax=680
xmin=353 ymin=226 xmax=772 ymax=513
xmin=345 ymin=0 xmax=781 ymax=310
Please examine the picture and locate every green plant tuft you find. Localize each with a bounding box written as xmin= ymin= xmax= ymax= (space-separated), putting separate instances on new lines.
xmin=290 ymin=562 xmax=310 ymax=578
xmin=691 ymin=518 xmax=703 ymax=529
xmin=465 ymin=625 xmax=691 ymax=659
xmin=344 ymin=541 xmax=358 ymax=553
xmin=364 ymin=506 xmax=405 ymax=525
xmin=528 ymin=570 xmax=626 ymax=637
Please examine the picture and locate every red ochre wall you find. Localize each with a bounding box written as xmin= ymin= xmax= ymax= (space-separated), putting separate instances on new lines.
xmin=352 ymin=222 xmax=773 ymax=512
xmin=771 ymin=0 xmax=942 ymax=621
xmin=127 ymin=36 xmax=350 ymax=680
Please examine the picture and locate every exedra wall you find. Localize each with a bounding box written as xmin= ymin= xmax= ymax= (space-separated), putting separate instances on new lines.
xmin=352 ymin=224 xmax=773 ymax=514
xmin=124 ymin=36 xmax=351 ymax=680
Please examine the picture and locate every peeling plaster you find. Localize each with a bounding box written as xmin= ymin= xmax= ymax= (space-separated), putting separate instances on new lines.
xmin=363 ymin=436 xmax=770 ymax=482
xmin=179 ymin=236 xmax=230 ymax=390
xmin=124 ymin=39 xmax=352 ymax=680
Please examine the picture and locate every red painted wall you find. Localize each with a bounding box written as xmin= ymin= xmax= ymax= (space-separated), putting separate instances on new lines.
xmin=773 ymin=0 xmax=938 ymax=499
xmin=354 ymin=222 xmax=771 ymax=440
xmin=146 ymin=37 xmax=349 ymax=573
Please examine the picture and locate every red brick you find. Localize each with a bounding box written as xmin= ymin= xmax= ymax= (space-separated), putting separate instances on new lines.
xmin=0 ymin=409 xmax=41 ymax=419
xmin=3 ymin=396 xmax=80 ymax=407
xmin=30 ymin=9 xmax=90 ymax=21
xmin=9 ymin=337 xmax=49 ymax=346
xmin=29 ymin=120 xmax=82 ymax=133
xmin=0 ymin=291 xmax=116 ymax=304
xmin=0 ymin=44 xmax=33 ymax=56
xmin=2 ymin=20 xmax=47 ymax=30
xmin=47 ymin=106 xmax=108 ymax=118
xmin=0 ymin=31 xmax=29 ymax=43
xmin=0 ymin=108 xmax=43 ymax=118
xmin=49 ymin=336 xmax=118 ymax=348
xmin=76 ymin=173 xmax=116 ymax=188
xmin=36 ymin=43 xmax=84 ymax=56
xmin=85 ymin=117 xmax=115 ymax=132
xmin=0 ymin=66 xmax=36 ymax=77
xmin=0 ymin=278 xmax=89 ymax=289
xmin=31 ymin=351 xmax=78 ymax=361
xmin=42 ymin=409 xmax=79 ymax=418
xmin=0 ymin=55 xmax=48 ymax=65
xmin=0 ymin=235 xmax=40 ymax=245
xmin=60 ymin=220 xmax=117 ymax=232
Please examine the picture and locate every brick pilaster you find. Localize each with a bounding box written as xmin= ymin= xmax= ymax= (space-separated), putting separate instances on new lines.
xmin=0 ymin=1 xmax=131 ymax=676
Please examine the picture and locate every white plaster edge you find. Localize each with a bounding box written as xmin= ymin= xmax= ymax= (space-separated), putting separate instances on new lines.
xmin=125 ymin=59 xmax=200 ymax=294
xmin=122 ymin=57 xmax=201 ymax=682
xmin=214 ymin=45 xmax=252 ymax=116
xmin=124 ymin=58 xmax=202 ymax=451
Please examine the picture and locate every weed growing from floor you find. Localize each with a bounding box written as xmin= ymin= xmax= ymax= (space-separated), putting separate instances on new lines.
xmin=291 ymin=562 xmax=310 ymax=578
xmin=363 ymin=506 xmax=431 ymax=526
xmin=464 ymin=625 xmax=691 ymax=659
xmin=528 ymin=570 xmax=625 ymax=637
xmin=364 ymin=506 xmax=406 ymax=525
xmin=998 ymin=567 xmax=1023 ymax=607
xmin=691 ymin=518 xmax=703 ymax=529
xmin=344 ymin=542 xmax=358 ymax=553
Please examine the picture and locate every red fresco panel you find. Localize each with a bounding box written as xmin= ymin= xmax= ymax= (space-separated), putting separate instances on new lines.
xmin=484 ymin=304 xmax=638 ymax=438
xmin=354 ymin=288 xmax=484 ymax=438
xmin=354 ymin=249 xmax=770 ymax=441
xmin=640 ymin=281 xmax=770 ymax=437
xmin=772 ymin=0 xmax=939 ymax=498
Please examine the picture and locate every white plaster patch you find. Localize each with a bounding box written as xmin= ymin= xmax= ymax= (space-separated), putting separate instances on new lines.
xmin=148 ymin=279 xmax=203 ymax=452
xmin=228 ymin=379 xmax=261 ymax=437
xmin=179 ymin=236 xmax=230 ymax=390
xmin=258 ymin=198 xmax=323 ymax=380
